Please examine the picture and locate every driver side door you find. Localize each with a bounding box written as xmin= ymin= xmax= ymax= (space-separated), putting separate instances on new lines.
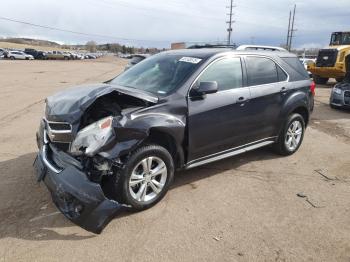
xmin=187 ymin=56 xmax=252 ymax=162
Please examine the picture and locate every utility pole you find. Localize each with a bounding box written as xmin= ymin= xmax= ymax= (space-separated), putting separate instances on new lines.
xmin=286 ymin=10 xmax=291 ymax=50
xmin=288 ymin=4 xmax=297 ymax=51
xmin=226 ymin=0 xmax=235 ymax=45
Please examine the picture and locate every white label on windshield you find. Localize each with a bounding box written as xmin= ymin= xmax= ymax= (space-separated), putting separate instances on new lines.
xmin=179 ymin=57 xmax=202 ymax=64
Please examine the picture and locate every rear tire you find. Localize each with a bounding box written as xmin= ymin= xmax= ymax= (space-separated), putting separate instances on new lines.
xmin=313 ymin=75 xmax=329 ymax=85
xmin=273 ymin=113 xmax=305 ymax=156
xmin=111 ymin=145 xmax=174 ymax=211
xmin=10 ymin=56 xmax=15 ymax=60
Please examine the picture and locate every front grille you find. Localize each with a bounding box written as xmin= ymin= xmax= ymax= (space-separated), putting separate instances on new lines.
xmin=47 ymin=122 xmax=71 ymax=131
xmin=344 ymin=91 xmax=350 ymax=105
xmin=44 ymin=119 xmax=73 ymax=152
xmin=52 ymin=142 xmax=71 ymax=152
xmin=316 ymin=49 xmax=338 ymax=67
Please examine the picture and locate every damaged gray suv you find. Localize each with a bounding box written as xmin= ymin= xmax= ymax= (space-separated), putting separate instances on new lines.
xmin=35 ymin=49 xmax=314 ymax=233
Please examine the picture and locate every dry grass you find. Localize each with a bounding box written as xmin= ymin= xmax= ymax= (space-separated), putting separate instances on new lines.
xmin=0 ymin=41 xmax=71 ymax=51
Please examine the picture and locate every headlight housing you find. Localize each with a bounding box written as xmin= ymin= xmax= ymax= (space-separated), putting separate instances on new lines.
xmin=71 ymin=116 xmax=115 ymax=156
xmin=333 ymin=87 xmax=342 ymax=95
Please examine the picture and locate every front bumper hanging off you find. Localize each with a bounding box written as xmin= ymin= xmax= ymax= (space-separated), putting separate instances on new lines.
xmin=34 ymin=127 xmax=123 ymax=234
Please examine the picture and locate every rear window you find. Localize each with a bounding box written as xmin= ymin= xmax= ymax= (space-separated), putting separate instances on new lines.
xmin=281 ymin=57 xmax=309 ymax=79
xmin=246 ymin=57 xmax=279 ymax=86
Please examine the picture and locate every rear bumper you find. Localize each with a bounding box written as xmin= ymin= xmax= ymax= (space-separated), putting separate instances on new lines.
xmin=34 ymin=127 xmax=122 ymax=234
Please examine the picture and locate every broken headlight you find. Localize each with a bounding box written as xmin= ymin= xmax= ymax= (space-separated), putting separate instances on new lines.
xmin=71 ymin=116 xmax=114 ymax=156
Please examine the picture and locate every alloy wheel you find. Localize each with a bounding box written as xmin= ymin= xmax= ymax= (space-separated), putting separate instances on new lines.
xmin=129 ymin=156 xmax=167 ymax=203
xmin=285 ymin=120 xmax=303 ymax=151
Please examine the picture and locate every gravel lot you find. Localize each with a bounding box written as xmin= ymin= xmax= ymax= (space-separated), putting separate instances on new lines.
xmin=0 ymin=56 xmax=349 ymax=262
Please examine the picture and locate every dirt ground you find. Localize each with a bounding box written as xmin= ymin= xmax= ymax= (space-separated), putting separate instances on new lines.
xmin=0 ymin=56 xmax=349 ymax=262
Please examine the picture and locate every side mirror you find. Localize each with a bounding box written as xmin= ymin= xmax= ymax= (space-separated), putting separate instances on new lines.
xmin=191 ymin=81 xmax=218 ymax=97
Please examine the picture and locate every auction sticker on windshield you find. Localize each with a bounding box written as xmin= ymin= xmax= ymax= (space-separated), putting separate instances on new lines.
xmin=179 ymin=57 xmax=202 ymax=64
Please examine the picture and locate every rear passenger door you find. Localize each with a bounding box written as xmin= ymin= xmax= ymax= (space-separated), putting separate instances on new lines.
xmin=244 ymin=56 xmax=288 ymax=141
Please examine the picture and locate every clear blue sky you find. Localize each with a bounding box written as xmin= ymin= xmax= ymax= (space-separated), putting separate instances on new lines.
xmin=0 ymin=0 xmax=349 ymax=48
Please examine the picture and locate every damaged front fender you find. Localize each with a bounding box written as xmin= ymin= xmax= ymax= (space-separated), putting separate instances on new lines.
xmin=99 ymin=110 xmax=186 ymax=165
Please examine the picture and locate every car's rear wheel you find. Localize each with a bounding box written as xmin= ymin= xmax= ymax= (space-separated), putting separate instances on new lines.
xmin=273 ymin=113 xmax=305 ymax=156
xmin=313 ymin=75 xmax=329 ymax=85
xmin=10 ymin=56 xmax=15 ymax=60
xmin=113 ymin=145 xmax=174 ymax=210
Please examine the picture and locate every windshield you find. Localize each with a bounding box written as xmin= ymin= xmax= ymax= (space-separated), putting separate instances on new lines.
xmin=111 ymin=53 xmax=204 ymax=95
xmin=330 ymin=32 xmax=350 ymax=45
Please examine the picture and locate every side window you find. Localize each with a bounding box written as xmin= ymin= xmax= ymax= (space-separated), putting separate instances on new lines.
xmin=197 ymin=57 xmax=243 ymax=91
xmin=277 ymin=65 xmax=288 ymax=81
xmin=246 ymin=57 xmax=279 ymax=86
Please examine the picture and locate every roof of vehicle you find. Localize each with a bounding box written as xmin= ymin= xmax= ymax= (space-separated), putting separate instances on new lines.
xmin=162 ymin=48 xmax=297 ymax=59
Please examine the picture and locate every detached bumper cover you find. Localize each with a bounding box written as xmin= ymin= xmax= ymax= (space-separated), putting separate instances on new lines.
xmin=34 ymin=143 xmax=122 ymax=234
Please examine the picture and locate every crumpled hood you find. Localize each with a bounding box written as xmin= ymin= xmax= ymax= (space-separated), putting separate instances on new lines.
xmin=45 ymin=83 xmax=158 ymax=124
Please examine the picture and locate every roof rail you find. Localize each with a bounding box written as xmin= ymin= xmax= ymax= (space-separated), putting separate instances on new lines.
xmin=236 ymin=45 xmax=288 ymax=52
xmin=187 ymin=44 xmax=237 ymax=49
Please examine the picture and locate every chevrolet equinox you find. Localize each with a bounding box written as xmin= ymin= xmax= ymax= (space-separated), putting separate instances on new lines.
xmin=35 ymin=49 xmax=315 ymax=233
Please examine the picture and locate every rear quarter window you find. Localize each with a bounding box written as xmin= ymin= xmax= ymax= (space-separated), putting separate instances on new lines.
xmin=281 ymin=57 xmax=309 ymax=80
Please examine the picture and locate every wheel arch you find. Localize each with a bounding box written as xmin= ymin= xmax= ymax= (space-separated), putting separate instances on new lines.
xmin=279 ymin=92 xmax=310 ymax=135
xmin=290 ymin=106 xmax=309 ymax=126
xmin=146 ymin=128 xmax=185 ymax=169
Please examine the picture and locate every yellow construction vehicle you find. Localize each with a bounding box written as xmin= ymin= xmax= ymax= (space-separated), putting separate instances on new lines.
xmin=308 ymin=32 xmax=350 ymax=84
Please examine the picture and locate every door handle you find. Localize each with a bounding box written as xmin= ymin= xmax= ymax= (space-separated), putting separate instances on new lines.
xmin=280 ymin=87 xmax=287 ymax=93
xmin=236 ymin=96 xmax=248 ymax=106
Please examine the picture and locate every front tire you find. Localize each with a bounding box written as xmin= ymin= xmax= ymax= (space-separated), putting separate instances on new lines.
xmin=273 ymin=113 xmax=305 ymax=156
xmin=114 ymin=145 xmax=174 ymax=210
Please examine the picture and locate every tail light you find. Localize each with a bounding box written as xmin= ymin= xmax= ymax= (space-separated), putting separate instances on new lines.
xmin=310 ymin=81 xmax=316 ymax=96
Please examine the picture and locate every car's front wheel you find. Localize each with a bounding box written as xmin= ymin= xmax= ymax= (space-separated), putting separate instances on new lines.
xmin=273 ymin=113 xmax=305 ymax=156
xmin=114 ymin=145 xmax=174 ymax=210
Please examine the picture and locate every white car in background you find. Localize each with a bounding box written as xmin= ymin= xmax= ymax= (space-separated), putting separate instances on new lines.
xmin=300 ymin=58 xmax=316 ymax=78
xmin=8 ymin=51 xmax=34 ymax=60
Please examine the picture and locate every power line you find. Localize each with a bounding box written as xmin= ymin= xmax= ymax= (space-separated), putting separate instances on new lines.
xmin=226 ymin=0 xmax=235 ymax=45
xmin=0 ymin=16 xmax=171 ymax=43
